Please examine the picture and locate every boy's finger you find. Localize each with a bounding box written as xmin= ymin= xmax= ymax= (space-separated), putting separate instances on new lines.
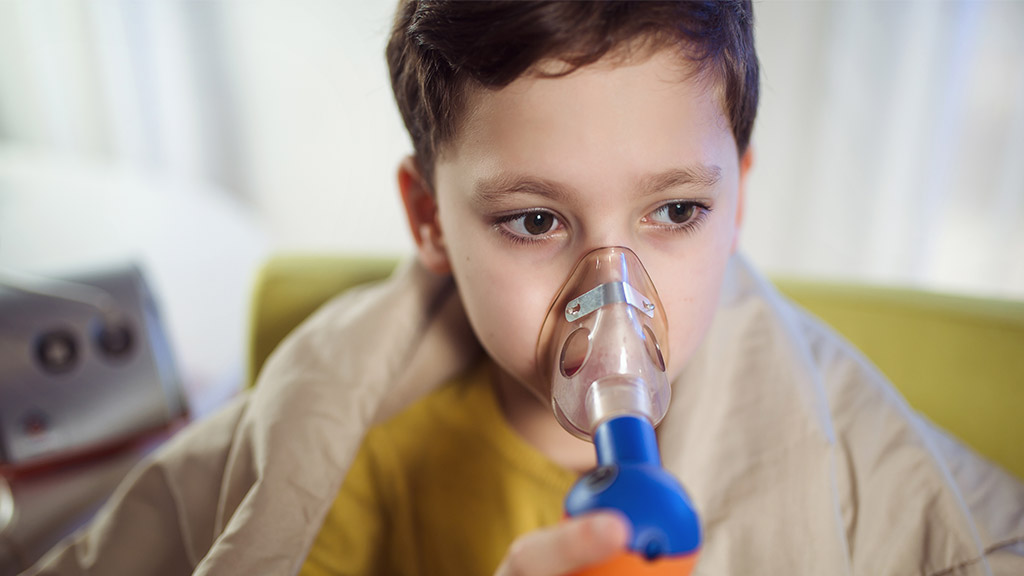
xmin=495 ymin=512 xmax=631 ymax=576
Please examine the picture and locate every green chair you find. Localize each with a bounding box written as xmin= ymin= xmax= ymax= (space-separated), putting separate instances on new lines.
xmin=247 ymin=254 xmax=1024 ymax=481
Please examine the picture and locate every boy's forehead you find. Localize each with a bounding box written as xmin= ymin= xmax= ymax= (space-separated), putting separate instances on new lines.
xmin=439 ymin=49 xmax=730 ymax=181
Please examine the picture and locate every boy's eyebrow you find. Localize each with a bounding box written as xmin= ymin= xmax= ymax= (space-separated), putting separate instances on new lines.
xmin=638 ymin=165 xmax=722 ymax=197
xmin=472 ymin=164 xmax=722 ymax=207
xmin=472 ymin=174 xmax=573 ymax=207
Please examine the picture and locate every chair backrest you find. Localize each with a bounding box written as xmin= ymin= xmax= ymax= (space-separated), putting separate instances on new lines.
xmin=248 ymin=255 xmax=1024 ymax=480
xmin=247 ymin=254 xmax=398 ymax=387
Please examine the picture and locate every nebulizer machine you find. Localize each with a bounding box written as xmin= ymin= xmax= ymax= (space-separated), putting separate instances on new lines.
xmin=535 ymin=246 xmax=701 ymax=574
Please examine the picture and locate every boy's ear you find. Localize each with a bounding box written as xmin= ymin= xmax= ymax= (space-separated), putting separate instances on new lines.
xmin=731 ymin=146 xmax=754 ymax=254
xmin=398 ymin=156 xmax=451 ymax=275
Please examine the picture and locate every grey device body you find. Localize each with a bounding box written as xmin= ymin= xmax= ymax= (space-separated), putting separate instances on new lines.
xmin=0 ymin=265 xmax=186 ymax=468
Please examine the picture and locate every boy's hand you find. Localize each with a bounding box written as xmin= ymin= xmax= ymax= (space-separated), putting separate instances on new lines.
xmin=495 ymin=512 xmax=631 ymax=576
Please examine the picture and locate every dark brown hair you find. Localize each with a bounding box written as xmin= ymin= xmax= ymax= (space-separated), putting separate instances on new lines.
xmin=386 ymin=1 xmax=759 ymax=188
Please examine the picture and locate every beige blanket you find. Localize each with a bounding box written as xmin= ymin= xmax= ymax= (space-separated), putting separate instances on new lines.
xmin=25 ymin=255 xmax=1024 ymax=575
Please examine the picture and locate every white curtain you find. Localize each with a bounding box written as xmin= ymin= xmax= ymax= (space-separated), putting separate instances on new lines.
xmin=0 ymin=0 xmax=243 ymax=189
xmin=749 ymin=0 xmax=1024 ymax=298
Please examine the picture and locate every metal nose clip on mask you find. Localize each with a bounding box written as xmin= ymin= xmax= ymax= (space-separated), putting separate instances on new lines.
xmin=536 ymin=246 xmax=701 ymax=575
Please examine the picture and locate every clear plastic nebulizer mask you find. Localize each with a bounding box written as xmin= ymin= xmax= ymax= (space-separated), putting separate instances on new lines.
xmin=536 ymin=246 xmax=701 ymax=574
xmin=535 ymin=245 xmax=671 ymax=439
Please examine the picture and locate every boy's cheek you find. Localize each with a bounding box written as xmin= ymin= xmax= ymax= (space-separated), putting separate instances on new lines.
xmin=648 ymin=245 xmax=732 ymax=376
xmin=450 ymin=254 xmax=562 ymax=382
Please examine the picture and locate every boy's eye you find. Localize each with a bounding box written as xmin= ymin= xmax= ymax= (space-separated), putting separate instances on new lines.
xmin=500 ymin=211 xmax=561 ymax=237
xmin=649 ymin=202 xmax=699 ymax=225
xmin=645 ymin=201 xmax=708 ymax=227
xmin=523 ymin=212 xmax=555 ymax=234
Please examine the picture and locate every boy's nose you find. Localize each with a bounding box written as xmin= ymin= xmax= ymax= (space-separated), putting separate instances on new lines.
xmin=577 ymin=217 xmax=638 ymax=253
xmin=575 ymin=232 xmax=647 ymax=268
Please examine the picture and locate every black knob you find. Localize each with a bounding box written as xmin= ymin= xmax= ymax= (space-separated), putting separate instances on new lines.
xmin=35 ymin=329 xmax=78 ymax=374
xmin=95 ymin=320 xmax=134 ymax=360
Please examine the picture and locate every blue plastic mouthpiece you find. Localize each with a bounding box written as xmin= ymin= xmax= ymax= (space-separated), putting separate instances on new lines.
xmin=565 ymin=415 xmax=701 ymax=559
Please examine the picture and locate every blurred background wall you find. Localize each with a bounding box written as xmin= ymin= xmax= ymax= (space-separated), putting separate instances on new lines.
xmin=1 ymin=0 xmax=1021 ymax=411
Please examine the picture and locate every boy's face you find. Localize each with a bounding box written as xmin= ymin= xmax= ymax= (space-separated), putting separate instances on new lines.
xmin=402 ymin=49 xmax=752 ymax=397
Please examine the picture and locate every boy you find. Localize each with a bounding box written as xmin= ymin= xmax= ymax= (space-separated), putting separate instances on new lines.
xmin=26 ymin=2 xmax=1024 ymax=575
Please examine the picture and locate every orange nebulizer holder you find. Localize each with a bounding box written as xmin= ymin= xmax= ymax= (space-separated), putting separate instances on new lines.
xmin=576 ymin=550 xmax=698 ymax=575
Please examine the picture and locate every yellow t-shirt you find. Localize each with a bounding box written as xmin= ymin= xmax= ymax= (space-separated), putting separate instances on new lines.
xmin=300 ymin=361 xmax=578 ymax=576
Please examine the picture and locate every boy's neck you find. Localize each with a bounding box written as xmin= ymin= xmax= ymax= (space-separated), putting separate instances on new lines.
xmin=490 ymin=366 xmax=596 ymax=474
